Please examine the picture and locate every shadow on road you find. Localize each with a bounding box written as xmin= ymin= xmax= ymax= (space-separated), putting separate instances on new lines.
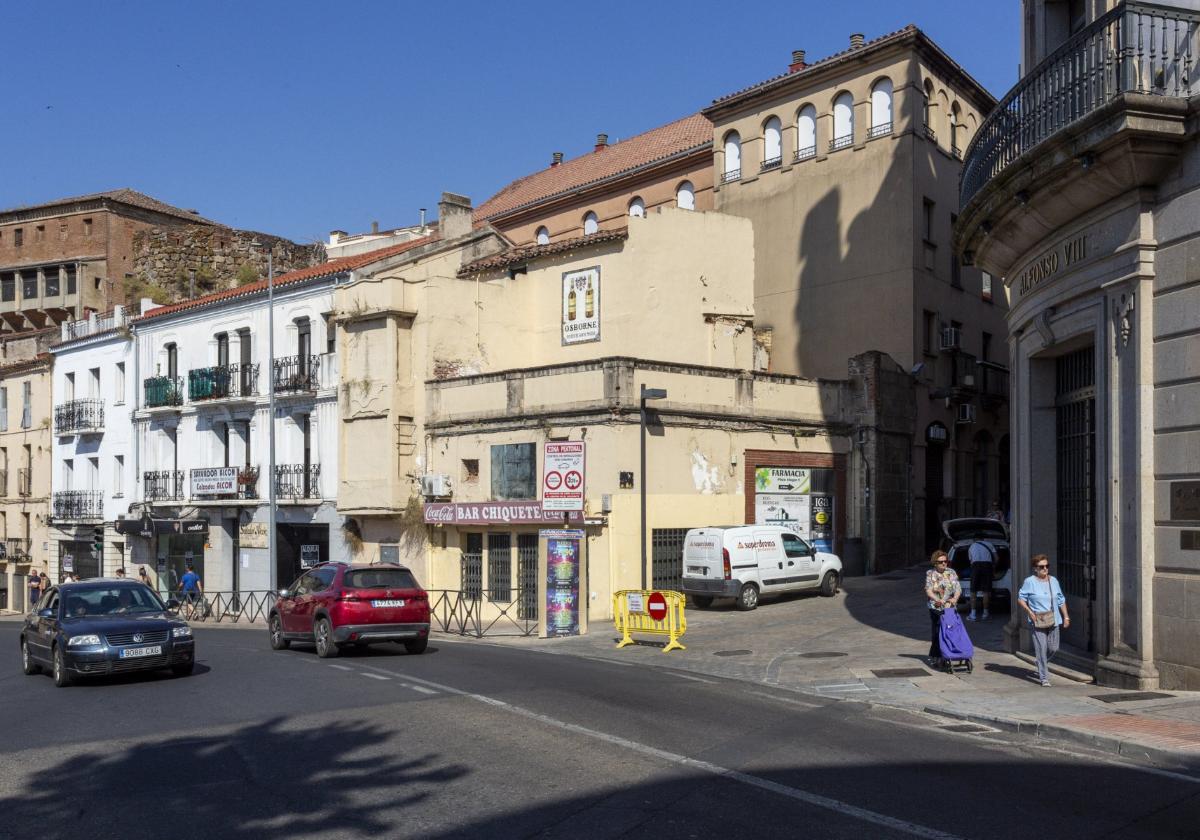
xmin=0 ymin=715 xmax=470 ymax=840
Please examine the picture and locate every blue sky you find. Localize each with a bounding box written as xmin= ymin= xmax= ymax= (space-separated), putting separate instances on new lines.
xmin=5 ymin=1 xmax=1020 ymax=243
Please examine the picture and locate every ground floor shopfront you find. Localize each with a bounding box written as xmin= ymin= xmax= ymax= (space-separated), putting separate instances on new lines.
xmin=1002 ymin=196 xmax=1200 ymax=690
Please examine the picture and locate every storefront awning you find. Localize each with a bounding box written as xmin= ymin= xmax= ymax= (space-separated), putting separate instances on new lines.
xmin=114 ymin=515 xmax=209 ymax=538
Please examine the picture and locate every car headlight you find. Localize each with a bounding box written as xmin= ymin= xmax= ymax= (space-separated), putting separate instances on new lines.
xmin=67 ymin=634 xmax=101 ymax=647
xmin=172 ymin=626 xmax=193 ymax=638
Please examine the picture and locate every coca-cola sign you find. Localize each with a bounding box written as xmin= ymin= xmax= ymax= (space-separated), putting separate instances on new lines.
xmin=424 ymin=501 xmax=583 ymax=526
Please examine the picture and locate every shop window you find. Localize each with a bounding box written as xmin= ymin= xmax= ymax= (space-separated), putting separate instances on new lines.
xmin=490 ymin=443 xmax=535 ymax=500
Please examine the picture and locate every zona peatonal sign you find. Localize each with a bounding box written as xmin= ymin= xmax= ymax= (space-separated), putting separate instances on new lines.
xmin=542 ymin=441 xmax=585 ymax=512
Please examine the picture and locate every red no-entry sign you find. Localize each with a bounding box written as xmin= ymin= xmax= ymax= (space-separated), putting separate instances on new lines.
xmin=647 ymin=592 xmax=668 ymax=622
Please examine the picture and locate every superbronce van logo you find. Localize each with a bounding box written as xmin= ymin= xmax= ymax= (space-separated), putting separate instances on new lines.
xmin=736 ymin=540 xmax=776 ymax=550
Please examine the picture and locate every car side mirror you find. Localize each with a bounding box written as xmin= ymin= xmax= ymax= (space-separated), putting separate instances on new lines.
xmin=38 ymin=608 xmax=54 ymax=618
xmin=165 ymin=598 xmax=180 ymax=611
xmin=278 ymin=590 xmax=291 ymax=599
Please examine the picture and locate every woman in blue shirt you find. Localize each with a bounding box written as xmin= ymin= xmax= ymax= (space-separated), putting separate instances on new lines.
xmin=1017 ymin=554 xmax=1070 ymax=686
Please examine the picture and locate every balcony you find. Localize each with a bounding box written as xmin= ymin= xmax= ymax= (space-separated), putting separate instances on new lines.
xmin=17 ymin=468 xmax=31 ymax=497
xmin=0 ymin=469 xmax=6 ymax=497
xmin=794 ymin=145 xmax=816 ymax=163
xmin=2 ymin=537 xmax=31 ymax=561
xmin=54 ymin=398 xmax=104 ymax=435
xmin=275 ymin=463 xmax=321 ymax=499
xmin=760 ymin=156 xmax=782 ymax=172
xmin=144 ymin=376 xmax=183 ymax=409
xmin=144 ymin=470 xmax=184 ymax=502
xmin=829 ymin=135 xmax=852 ymax=152
xmin=188 ymin=363 xmax=259 ymax=403
xmin=53 ymin=490 xmax=103 ymax=521
xmin=957 ymin=2 xmax=1200 ymax=277
xmin=868 ymin=122 xmax=893 ymax=140
xmin=273 ymin=355 xmax=321 ymax=394
xmin=721 ymin=168 xmax=741 ymax=184
xmin=978 ymin=361 xmax=1010 ymax=408
xmin=941 ymin=351 xmax=979 ymax=404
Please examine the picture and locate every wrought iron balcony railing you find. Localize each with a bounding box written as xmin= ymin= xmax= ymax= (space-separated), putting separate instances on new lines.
xmin=188 ymin=363 xmax=259 ymax=402
xmin=794 ymin=145 xmax=816 ymax=162
xmin=54 ymin=398 xmax=104 ymax=434
xmin=721 ymin=168 xmax=741 ymax=183
xmin=17 ymin=468 xmax=31 ymax=497
xmin=144 ymin=376 xmax=183 ymax=408
xmin=829 ymin=134 xmax=853 ymax=152
xmin=924 ymin=125 xmax=937 ymax=142
xmin=868 ymin=122 xmax=893 ymax=139
xmin=979 ymin=361 xmax=1010 ymax=402
xmin=2 ymin=537 xmax=31 ymax=561
xmin=144 ymin=470 xmax=185 ymax=502
xmin=943 ymin=350 xmax=980 ymax=397
xmin=273 ymin=355 xmax=320 ymax=393
xmin=53 ymin=490 xmax=103 ymax=521
xmin=275 ymin=463 xmax=321 ymax=499
xmin=760 ymin=156 xmax=782 ymax=172
xmin=961 ymin=1 xmax=1200 ymax=206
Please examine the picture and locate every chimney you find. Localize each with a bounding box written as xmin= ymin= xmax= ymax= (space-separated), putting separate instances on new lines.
xmin=594 ymin=133 xmax=608 ymax=152
xmin=329 ymin=229 xmax=346 ymax=245
xmin=551 ymin=151 xmax=564 ymax=167
xmin=371 ymin=220 xmax=379 ymax=234
xmin=788 ymin=49 xmax=806 ymax=73
xmin=850 ymin=33 xmax=865 ymax=49
xmin=437 ymin=192 xmax=473 ymax=240
xmin=419 ymin=208 xmax=427 ymax=228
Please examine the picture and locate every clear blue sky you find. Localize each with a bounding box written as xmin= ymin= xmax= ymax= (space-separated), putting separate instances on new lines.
xmin=5 ymin=1 xmax=1020 ymax=244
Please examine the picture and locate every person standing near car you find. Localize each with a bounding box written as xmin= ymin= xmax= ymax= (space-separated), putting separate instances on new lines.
xmin=1018 ymin=554 xmax=1069 ymax=687
xmin=27 ymin=568 xmax=41 ymax=607
xmin=967 ymin=538 xmax=996 ymax=621
xmin=924 ymin=550 xmax=961 ymax=666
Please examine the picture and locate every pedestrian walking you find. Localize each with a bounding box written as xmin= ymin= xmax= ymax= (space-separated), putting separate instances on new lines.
xmin=27 ymin=569 xmax=41 ymax=607
xmin=967 ymin=537 xmax=996 ymax=621
xmin=924 ymin=550 xmax=961 ymax=667
xmin=1018 ymin=554 xmax=1069 ymax=686
xmin=39 ymin=571 xmax=50 ymax=594
xmin=179 ymin=564 xmax=203 ymax=604
xmin=138 ymin=567 xmax=152 ymax=589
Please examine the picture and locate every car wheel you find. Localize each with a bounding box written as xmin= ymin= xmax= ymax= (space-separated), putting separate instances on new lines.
xmin=52 ymin=645 xmax=72 ymax=688
xmin=314 ymin=618 xmax=339 ymax=658
xmin=690 ymin=595 xmax=714 ymax=609
xmin=404 ymin=638 xmax=429 ymax=655
xmin=735 ymin=583 xmax=759 ymax=611
xmin=21 ymin=638 xmax=40 ymax=675
xmin=269 ymin=614 xmax=290 ymax=650
xmin=819 ymin=571 xmax=840 ymax=597
xmin=172 ymin=660 xmax=195 ymax=677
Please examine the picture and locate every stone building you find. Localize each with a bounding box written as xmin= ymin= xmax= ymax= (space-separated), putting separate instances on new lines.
xmin=702 ymin=27 xmax=1010 ymax=570
xmin=956 ymin=0 xmax=1200 ymax=688
xmin=0 ymin=329 xmax=54 ymax=612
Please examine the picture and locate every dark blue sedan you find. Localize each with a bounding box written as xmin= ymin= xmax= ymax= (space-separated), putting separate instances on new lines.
xmin=20 ymin=579 xmax=195 ymax=687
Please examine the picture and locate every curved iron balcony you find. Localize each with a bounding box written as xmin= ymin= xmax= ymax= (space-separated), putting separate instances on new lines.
xmin=188 ymin=363 xmax=260 ymax=402
xmin=53 ymin=490 xmax=103 ymax=521
xmin=54 ymin=398 xmax=104 ymax=434
xmin=144 ymin=376 xmax=184 ymax=408
xmin=961 ymin=2 xmax=1200 ymax=208
xmin=275 ymin=463 xmax=321 ymax=499
xmin=273 ymin=355 xmax=320 ymax=393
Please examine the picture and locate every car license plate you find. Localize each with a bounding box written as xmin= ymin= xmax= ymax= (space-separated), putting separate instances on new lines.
xmin=120 ymin=645 xmax=162 ymax=659
xmin=371 ymin=599 xmax=405 ymax=608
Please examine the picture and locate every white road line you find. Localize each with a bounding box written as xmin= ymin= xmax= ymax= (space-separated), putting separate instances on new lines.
xmin=392 ymin=672 xmax=962 ymax=840
xmin=328 ymin=664 xmax=353 ymax=671
xmin=407 ymin=684 xmax=438 ymax=695
xmin=670 ymin=673 xmax=716 ymax=684
xmin=745 ymin=690 xmax=824 ymax=710
xmin=815 ymin=683 xmax=870 ymax=692
xmin=361 ymin=673 xmax=390 ymax=681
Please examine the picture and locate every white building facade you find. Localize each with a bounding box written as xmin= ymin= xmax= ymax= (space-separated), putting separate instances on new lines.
xmin=49 ymin=307 xmax=136 ymax=581
xmin=130 ymin=268 xmax=345 ymax=597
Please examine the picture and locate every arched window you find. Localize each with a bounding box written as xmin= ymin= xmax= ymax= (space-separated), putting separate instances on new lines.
xmin=795 ymin=105 xmax=817 ymax=161
xmin=761 ymin=117 xmax=782 ymax=170
xmin=722 ymin=131 xmax=741 ymax=182
xmin=676 ymin=181 xmax=695 ymax=211
xmin=869 ymin=78 xmax=893 ymax=137
xmin=583 ymin=212 xmax=598 ymax=235
xmin=832 ymin=92 xmax=854 ymax=150
xmin=923 ymin=79 xmax=934 ymax=136
xmin=628 ymin=197 xmax=645 ymax=218
xmin=950 ymin=102 xmax=962 ymax=156
xmin=535 ymin=226 xmax=550 ymax=245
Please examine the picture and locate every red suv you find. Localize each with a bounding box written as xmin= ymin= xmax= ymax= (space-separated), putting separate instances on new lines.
xmin=269 ymin=562 xmax=431 ymax=657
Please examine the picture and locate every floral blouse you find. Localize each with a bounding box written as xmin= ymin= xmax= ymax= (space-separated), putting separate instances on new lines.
xmin=925 ymin=568 xmax=961 ymax=610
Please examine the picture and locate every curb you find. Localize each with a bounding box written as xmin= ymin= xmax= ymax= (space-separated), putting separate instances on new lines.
xmin=922 ymin=705 xmax=1200 ymax=773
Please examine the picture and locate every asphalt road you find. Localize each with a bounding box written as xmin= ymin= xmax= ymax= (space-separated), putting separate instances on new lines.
xmin=1 ymin=623 xmax=1197 ymax=840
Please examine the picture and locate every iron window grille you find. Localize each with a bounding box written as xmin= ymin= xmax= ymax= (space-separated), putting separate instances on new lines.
xmin=54 ymin=399 xmax=104 ymax=434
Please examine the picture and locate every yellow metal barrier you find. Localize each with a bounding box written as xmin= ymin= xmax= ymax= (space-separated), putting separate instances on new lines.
xmin=613 ymin=589 xmax=687 ymax=653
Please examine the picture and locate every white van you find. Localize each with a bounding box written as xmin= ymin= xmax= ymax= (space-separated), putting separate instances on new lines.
xmin=679 ymin=526 xmax=843 ymax=610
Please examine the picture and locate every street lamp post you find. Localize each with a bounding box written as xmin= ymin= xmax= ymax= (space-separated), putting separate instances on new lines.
xmin=639 ymin=385 xmax=667 ymax=590
xmin=252 ymin=239 xmax=278 ymax=591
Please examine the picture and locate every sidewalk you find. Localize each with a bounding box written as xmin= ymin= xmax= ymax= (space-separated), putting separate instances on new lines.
xmin=518 ymin=567 xmax=1200 ymax=772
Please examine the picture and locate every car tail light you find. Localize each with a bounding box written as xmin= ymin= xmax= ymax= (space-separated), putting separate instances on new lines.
xmin=339 ymin=593 xmax=360 ymax=602
xmin=723 ymin=548 xmax=731 ymax=581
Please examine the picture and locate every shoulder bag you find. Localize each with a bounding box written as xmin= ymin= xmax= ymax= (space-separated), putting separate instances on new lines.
xmin=1032 ymin=578 xmax=1056 ymax=629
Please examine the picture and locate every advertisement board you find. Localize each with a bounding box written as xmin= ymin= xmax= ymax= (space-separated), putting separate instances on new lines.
xmin=562 ymin=266 xmax=600 ymax=345
xmin=542 ymin=441 xmax=585 ymax=512
xmin=754 ymin=467 xmax=811 ymax=494
xmin=544 ymin=529 xmax=582 ymax=637
xmin=424 ymin=502 xmax=583 ymax=526
xmin=191 ymin=467 xmax=238 ymax=497
xmin=754 ymin=493 xmax=812 ymax=537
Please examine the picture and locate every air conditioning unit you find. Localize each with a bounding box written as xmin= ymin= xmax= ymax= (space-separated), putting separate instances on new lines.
xmin=956 ymin=404 xmax=977 ymax=424
xmin=961 ymin=374 xmax=975 ymax=388
xmin=940 ymin=326 xmax=962 ymax=352
xmin=420 ymin=473 xmax=453 ymax=498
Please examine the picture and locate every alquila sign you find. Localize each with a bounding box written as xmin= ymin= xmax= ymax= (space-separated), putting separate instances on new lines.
xmin=1017 ymin=233 xmax=1088 ymax=297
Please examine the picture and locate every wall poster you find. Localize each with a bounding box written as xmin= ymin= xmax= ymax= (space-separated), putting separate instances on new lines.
xmin=562 ymin=266 xmax=600 ymax=345
xmin=543 ymin=529 xmax=582 ymax=636
xmin=754 ymin=466 xmax=836 ymax=553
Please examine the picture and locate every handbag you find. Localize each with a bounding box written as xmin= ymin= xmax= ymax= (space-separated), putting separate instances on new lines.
xmin=1032 ymin=578 xmax=1056 ymax=629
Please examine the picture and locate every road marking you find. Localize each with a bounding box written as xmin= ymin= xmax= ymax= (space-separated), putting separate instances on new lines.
xmin=407 ymin=684 xmax=438 ymax=695
xmin=353 ymin=663 xmax=441 ymax=694
xmin=362 ymin=673 xmax=389 ymax=681
xmin=392 ymin=672 xmax=962 ymax=840
xmin=328 ymin=664 xmax=353 ymax=671
xmin=745 ymin=690 xmax=824 ymax=710
xmin=815 ymin=683 xmax=870 ymax=692
xmin=670 ymin=672 xmax=716 ymax=684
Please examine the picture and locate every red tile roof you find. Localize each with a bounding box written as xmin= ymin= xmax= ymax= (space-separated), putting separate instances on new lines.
xmin=134 ymin=232 xmax=440 ymax=324
xmin=458 ymin=228 xmax=629 ymax=276
xmin=0 ymin=188 xmax=222 ymax=226
xmin=474 ymin=113 xmax=713 ymax=222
